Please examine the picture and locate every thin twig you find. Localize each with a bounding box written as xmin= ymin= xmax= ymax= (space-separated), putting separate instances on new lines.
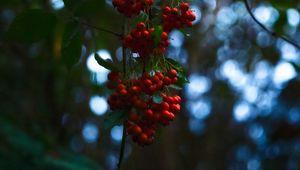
xmin=73 ymin=17 xmax=122 ymax=38
xmin=122 ymin=18 xmax=127 ymax=74
xmin=117 ymin=123 xmax=127 ymax=170
xmin=243 ymin=0 xmax=300 ymax=49
xmin=117 ymin=18 xmax=127 ymax=170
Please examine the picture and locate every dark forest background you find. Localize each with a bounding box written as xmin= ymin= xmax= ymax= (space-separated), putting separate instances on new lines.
xmin=1 ymin=0 xmax=300 ymax=169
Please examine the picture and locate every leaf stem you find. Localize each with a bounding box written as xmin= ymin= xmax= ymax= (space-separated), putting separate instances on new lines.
xmin=243 ymin=0 xmax=300 ymax=49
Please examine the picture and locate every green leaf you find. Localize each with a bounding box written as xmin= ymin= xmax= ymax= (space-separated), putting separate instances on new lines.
xmin=152 ymin=25 xmax=163 ymax=46
xmin=7 ymin=9 xmax=56 ymax=43
xmin=61 ymin=21 xmax=82 ymax=68
xmin=168 ymin=84 xmax=182 ymax=90
xmin=41 ymin=151 xmax=104 ymax=170
xmin=177 ymin=71 xmax=190 ymax=85
xmin=94 ymin=53 xmax=119 ymax=71
xmin=75 ymin=0 xmax=105 ymax=17
xmin=62 ymin=0 xmax=81 ymax=10
xmin=273 ymin=11 xmax=287 ymax=35
xmin=104 ymin=111 xmax=125 ymax=130
xmin=63 ymin=0 xmax=104 ymax=16
xmin=165 ymin=58 xmax=183 ymax=71
xmin=165 ymin=58 xmax=189 ymax=86
xmin=270 ymin=0 xmax=299 ymax=11
xmin=153 ymin=93 xmax=163 ymax=104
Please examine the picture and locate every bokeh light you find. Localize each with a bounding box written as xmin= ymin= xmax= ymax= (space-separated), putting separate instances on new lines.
xmin=50 ymin=0 xmax=64 ymax=10
xmin=110 ymin=125 xmax=123 ymax=143
xmin=233 ymin=101 xmax=252 ymax=122
xmin=82 ymin=122 xmax=99 ymax=143
xmin=89 ymin=95 xmax=108 ymax=116
xmin=287 ymin=9 xmax=300 ymax=27
xmin=185 ymin=74 xmax=211 ymax=99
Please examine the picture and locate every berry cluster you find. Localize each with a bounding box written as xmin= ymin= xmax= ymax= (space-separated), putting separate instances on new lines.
xmin=123 ymin=22 xmax=170 ymax=58
xmin=112 ymin=0 xmax=154 ymax=17
xmin=107 ymin=69 xmax=181 ymax=145
xmin=162 ymin=3 xmax=196 ymax=32
xmin=105 ymin=0 xmax=194 ymax=147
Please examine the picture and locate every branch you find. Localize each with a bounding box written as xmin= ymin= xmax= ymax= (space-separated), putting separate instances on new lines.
xmin=117 ymin=122 xmax=127 ymax=170
xmin=122 ymin=18 xmax=127 ymax=74
xmin=73 ymin=17 xmax=122 ymax=38
xmin=243 ymin=0 xmax=300 ymax=50
xmin=117 ymin=18 xmax=127 ymax=170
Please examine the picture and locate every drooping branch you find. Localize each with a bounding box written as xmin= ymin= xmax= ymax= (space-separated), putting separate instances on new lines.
xmin=73 ymin=17 xmax=122 ymax=38
xmin=243 ymin=0 xmax=300 ymax=49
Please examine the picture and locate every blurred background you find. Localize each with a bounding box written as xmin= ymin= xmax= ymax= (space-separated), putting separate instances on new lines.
xmin=1 ymin=0 xmax=300 ymax=169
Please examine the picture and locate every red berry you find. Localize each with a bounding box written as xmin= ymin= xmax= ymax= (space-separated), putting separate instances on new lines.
xmin=117 ymin=83 xmax=126 ymax=91
xmin=161 ymin=32 xmax=169 ymax=41
xmin=132 ymin=125 xmax=142 ymax=136
xmin=144 ymin=109 xmax=154 ymax=119
xmin=161 ymin=102 xmax=170 ymax=110
xmin=145 ymin=129 xmax=155 ymax=136
xmin=144 ymin=79 xmax=152 ymax=87
xmin=108 ymin=72 xmax=119 ymax=81
xmin=156 ymin=72 xmax=164 ymax=79
xmin=129 ymin=112 xmax=140 ymax=122
xmin=171 ymin=104 xmax=181 ymax=112
xmin=146 ymin=0 xmax=153 ymax=6
xmin=162 ymin=110 xmax=175 ymax=120
xmin=173 ymin=95 xmax=181 ymax=103
xmin=149 ymin=85 xmax=157 ymax=93
xmin=163 ymin=76 xmax=172 ymax=85
xmin=142 ymin=72 xmax=150 ymax=78
xmin=172 ymin=77 xmax=178 ymax=83
xmin=142 ymin=30 xmax=150 ymax=38
xmin=120 ymin=89 xmax=127 ymax=95
xmin=171 ymin=8 xmax=178 ymax=14
xmin=137 ymin=22 xmax=146 ymax=31
xmin=180 ymin=3 xmax=189 ymax=11
xmin=130 ymin=86 xmax=141 ymax=93
xmin=149 ymin=27 xmax=155 ymax=33
xmin=139 ymin=133 xmax=148 ymax=144
xmin=163 ymin=6 xmax=171 ymax=14
xmin=169 ymin=69 xmax=177 ymax=77
xmin=151 ymin=75 xmax=160 ymax=83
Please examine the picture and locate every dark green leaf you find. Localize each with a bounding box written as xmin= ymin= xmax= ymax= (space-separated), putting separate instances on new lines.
xmin=7 ymin=9 xmax=56 ymax=42
xmin=152 ymin=25 xmax=163 ymax=46
xmin=273 ymin=11 xmax=287 ymax=35
xmin=0 ymin=118 xmax=44 ymax=156
xmin=75 ymin=0 xmax=105 ymax=17
xmin=62 ymin=0 xmax=81 ymax=10
xmin=94 ymin=53 xmax=119 ymax=71
xmin=165 ymin=58 xmax=183 ymax=71
xmin=291 ymin=62 xmax=300 ymax=72
xmin=41 ymin=151 xmax=104 ymax=170
xmin=270 ymin=0 xmax=299 ymax=11
xmin=168 ymin=84 xmax=182 ymax=90
xmin=153 ymin=93 xmax=163 ymax=104
xmin=104 ymin=111 xmax=125 ymax=130
xmin=177 ymin=71 xmax=190 ymax=86
xmin=61 ymin=21 xmax=82 ymax=68
xmin=63 ymin=0 xmax=104 ymax=16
